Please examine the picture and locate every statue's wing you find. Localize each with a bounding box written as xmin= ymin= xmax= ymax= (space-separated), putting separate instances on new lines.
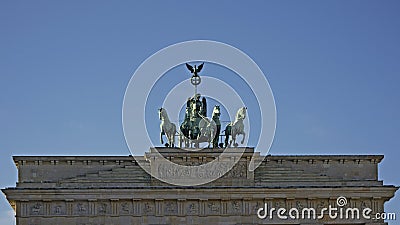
xmin=186 ymin=63 xmax=194 ymax=73
xmin=202 ymin=97 xmax=207 ymax=116
xmin=202 ymin=97 xmax=207 ymax=107
xmin=196 ymin=62 xmax=204 ymax=73
xmin=186 ymin=97 xmax=191 ymax=108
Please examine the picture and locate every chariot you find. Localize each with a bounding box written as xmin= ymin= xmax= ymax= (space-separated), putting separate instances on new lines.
xmin=158 ymin=63 xmax=246 ymax=149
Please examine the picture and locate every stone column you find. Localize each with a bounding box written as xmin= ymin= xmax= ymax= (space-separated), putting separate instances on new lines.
xmin=177 ymin=199 xmax=185 ymax=216
xmin=65 ymin=199 xmax=74 ymax=215
xmin=20 ymin=200 xmax=29 ymax=217
xmin=199 ymin=199 xmax=207 ymax=216
xmin=88 ymin=199 xmax=97 ymax=216
xmin=221 ymin=198 xmax=228 ymax=215
xmin=132 ymin=199 xmax=141 ymax=216
xmin=111 ymin=199 xmax=119 ymax=216
xmin=155 ymin=199 xmax=163 ymax=216
xmin=243 ymin=198 xmax=251 ymax=215
xmin=43 ymin=200 xmax=51 ymax=216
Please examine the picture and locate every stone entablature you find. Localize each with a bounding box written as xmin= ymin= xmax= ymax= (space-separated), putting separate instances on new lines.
xmin=12 ymin=150 xmax=385 ymax=188
xmin=6 ymin=187 xmax=397 ymax=224
xmin=3 ymin=149 xmax=398 ymax=225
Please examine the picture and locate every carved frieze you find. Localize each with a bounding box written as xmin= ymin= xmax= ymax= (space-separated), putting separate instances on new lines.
xmin=206 ymin=200 xmax=221 ymax=215
xmin=229 ymin=200 xmax=242 ymax=214
xmin=74 ymin=202 xmax=88 ymax=215
xmin=17 ymin=196 xmax=392 ymax=220
xmin=186 ymin=201 xmax=198 ymax=215
xmin=53 ymin=202 xmax=65 ymax=215
xmin=164 ymin=200 xmax=177 ymax=215
xmin=142 ymin=200 xmax=155 ymax=215
xmin=97 ymin=202 xmax=108 ymax=214
xmin=30 ymin=202 xmax=43 ymax=215
xmin=120 ymin=202 xmax=131 ymax=214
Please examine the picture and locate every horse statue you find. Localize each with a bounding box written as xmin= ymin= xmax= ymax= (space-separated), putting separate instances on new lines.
xmin=197 ymin=115 xmax=215 ymax=148
xmin=179 ymin=107 xmax=192 ymax=148
xmin=211 ymin=105 xmax=221 ymax=147
xmin=179 ymin=102 xmax=221 ymax=148
xmin=224 ymin=107 xmax=247 ymax=147
xmin=196 ymin=105 xmax=221 ymax=148
xmin=158 ymin=108 xmax=176 ymax=147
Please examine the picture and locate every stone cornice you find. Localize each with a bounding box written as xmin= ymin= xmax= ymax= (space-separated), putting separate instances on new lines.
xmin=3 ymin=186 xmax=398 ymax=201
xmin=12 ymin=154 xmax=384 ymax=167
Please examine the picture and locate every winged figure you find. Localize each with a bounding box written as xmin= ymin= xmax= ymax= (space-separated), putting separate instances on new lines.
xmin=185 ymin=62 xmax=204 ymax=76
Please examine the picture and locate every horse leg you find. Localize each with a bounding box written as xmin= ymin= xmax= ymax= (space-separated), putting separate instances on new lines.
xmin=167 ymin=134 xmax=172 ymax=147
xmin=173 ymin=125 xmax=177 ymax=147
xmin=224 ymin=133 xmax=229 ymax=148
xmin=185 ymin=136 xmax=189 ymax=148
xmin=232 ymin=130 xmax=237 ymax=147
xmin=180 ymin=134 xmax=184 ymax=148
xmin=208 ymin=130 xmax=212 ymax=148
xmin=181 ymin=133 xmax=187 ymax=148
xmin=213 ymin=126 xmax=220 ymax=148
xmin=160 ymin=131 xmax=164 ymax=145
xmin=169 ymin=131 xmax=175 ymax=148
xmin=241 ymin=131 xmax=246 ymax=144
xmin=166 ymin=133 xmax=169 ymax=147
xmin=209 ymin=130 xmax=213 ymax=148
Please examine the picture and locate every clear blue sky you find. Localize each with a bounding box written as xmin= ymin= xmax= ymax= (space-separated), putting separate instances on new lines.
xmin=1 ymin=1 xmax=399 ymax=224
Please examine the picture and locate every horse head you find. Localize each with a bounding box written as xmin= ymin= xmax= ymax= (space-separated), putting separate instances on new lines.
xmin=212 ymin=105 xmax=221 ymax=117
xmin=159 ymin=108 xmax=169 ymax=120
xmin=236 ymin=107 xmax=247 ymax=120
xmin=158 ymin=108 xmax=162 ymax=120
